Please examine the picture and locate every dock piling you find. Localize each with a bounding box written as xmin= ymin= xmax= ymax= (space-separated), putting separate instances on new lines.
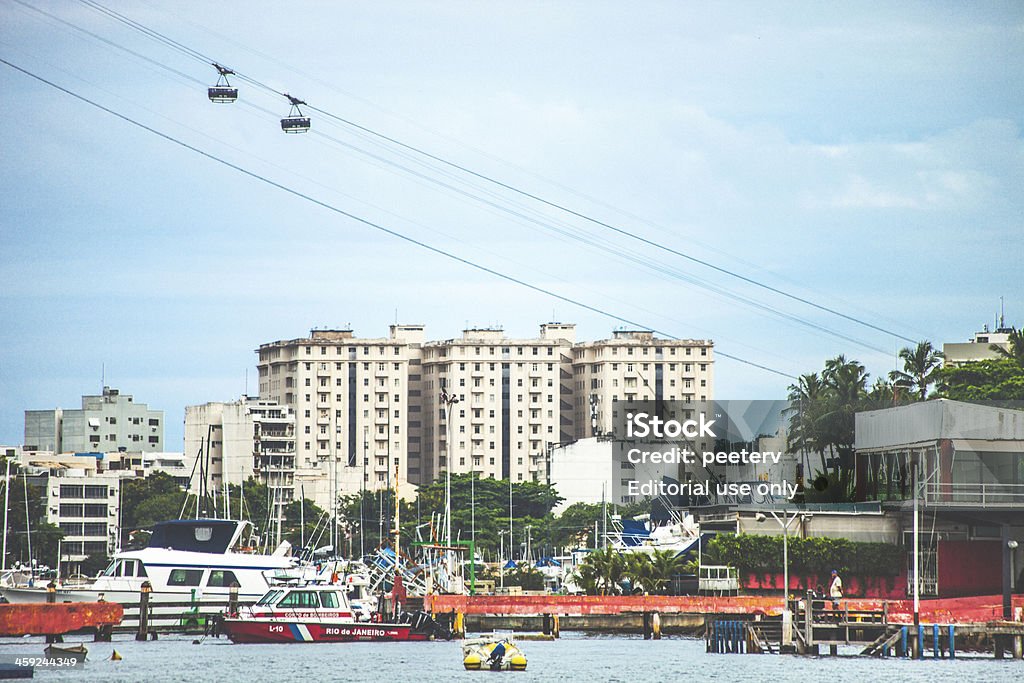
xmin=136 ymin=581 xmax=152 ymax=642
xmin=228 ymin=583 xmax=239 ymax=618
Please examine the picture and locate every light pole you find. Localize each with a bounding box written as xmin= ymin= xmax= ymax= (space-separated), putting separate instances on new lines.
xmin=757 ymin=510 xmax=809 ymax=614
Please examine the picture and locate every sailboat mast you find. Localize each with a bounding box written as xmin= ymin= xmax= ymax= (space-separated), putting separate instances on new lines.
xmin=392 ymin=461 xmax=400 ymax=560
xmin=2 ymin=459 xmax=10 ymax=571
xmin=23 ymin=468 xmax=32 ymax=566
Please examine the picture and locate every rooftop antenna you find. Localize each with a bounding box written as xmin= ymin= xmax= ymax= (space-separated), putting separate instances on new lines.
xmin=245 ymin=368 xmax=248 ymax=398
xmin=999 ymin=296 xmax=1005 ymax=330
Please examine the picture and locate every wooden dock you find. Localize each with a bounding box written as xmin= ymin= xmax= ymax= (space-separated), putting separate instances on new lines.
xmin=706 ymin=593 xmax=1024 ymax=659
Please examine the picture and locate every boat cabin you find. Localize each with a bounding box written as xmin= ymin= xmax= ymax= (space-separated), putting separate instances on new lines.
xmin=249 ymin=585 xmax=353 ymax=619
xmin=147 ymin=519 xmax=256 ymax=554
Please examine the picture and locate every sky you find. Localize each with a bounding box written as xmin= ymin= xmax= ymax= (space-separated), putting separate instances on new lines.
xmin=1 ymin=1 xmax=1022 ymax=450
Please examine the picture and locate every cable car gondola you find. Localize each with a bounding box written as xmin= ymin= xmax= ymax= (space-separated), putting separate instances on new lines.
xmin=208 ymin=63 xmax=238 ymax=103
xmin=280 ymin=94 xmax=310 ymax=133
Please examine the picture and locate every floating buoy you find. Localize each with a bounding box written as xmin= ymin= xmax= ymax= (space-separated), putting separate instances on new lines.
xmin=110 ymin=650 xmax=122 ymax=661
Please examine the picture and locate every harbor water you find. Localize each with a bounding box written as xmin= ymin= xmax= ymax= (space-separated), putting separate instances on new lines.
xmin=2 ymin=632 xmax=1019 ymax=682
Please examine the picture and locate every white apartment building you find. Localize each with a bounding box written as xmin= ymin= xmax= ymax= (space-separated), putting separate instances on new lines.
xmin=419 ymin=324 xmax=577 ymax=484
xmin=254 ymin=324 xmax=713 ymax=501
xmin=48 ymin=472 xmax=121 ymax=562
xmin=24 ymin=386 xmax=164 ymax=454
xmin=255 ymin=326 xmax=426 ymax=512
xmin=572 ymin=330 xmax=714 ymax=438
xmin=183 ymin=398 xmax=296 ymax=523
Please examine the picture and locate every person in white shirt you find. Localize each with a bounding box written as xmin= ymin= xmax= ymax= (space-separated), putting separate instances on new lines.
xmin=829 ymin=569 xmax=843 ymax=609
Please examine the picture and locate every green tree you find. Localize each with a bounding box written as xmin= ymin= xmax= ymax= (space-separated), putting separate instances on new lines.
xmin=991 ymin=329 xmax=1024 ymax=366
xmin=935 ymin=358 xmax=1024 ymax=401
xmin=787 ymin=355 xmax=871 ymax=499
xmin=889 ymin=341 xmax=944 ymax=400
xmin=574 ymin=547 xmax=626 ymax=595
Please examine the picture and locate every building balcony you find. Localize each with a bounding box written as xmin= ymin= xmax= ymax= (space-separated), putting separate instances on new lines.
xmin=261 ymin=429 xmax=294 ymax=438
xmin=922 ymin=481 xmax=1024 ymax=508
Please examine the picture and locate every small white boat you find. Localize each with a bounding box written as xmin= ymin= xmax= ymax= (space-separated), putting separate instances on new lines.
xmin=462 ymin=637 xmax=527 ymax=671
xmin=44 ymin=643 xmax=87 ymax=663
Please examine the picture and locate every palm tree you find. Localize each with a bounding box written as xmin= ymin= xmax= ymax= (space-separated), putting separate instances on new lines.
xmin=991 ymin=329 xmax=1024 ymax=367
xmin=647 ymin=549 xmax=687 ymax=595
xmin=580 ymin=547 xmax=626 ymax=595
xmin=623 ymin=553 xmax=654 ymax=594
xmin=787 ymin=373 xmax=829 ymax=474
xmin=866 ymin=377 xmax=896 ymax=408
xmin=889 ymin=341 xmax=944 ymax=400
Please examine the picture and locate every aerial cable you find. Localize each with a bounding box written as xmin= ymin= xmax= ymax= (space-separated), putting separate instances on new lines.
xmin=65 ymin=0 xmax=916 ymax=348
xmin=0 ymin=56 xmax=796 ymax=381
xmin=32 ymin=0 xmax=884 ymax=355
xmin=78 ymin=0 xmax=212 ymax=65
xmin=11 ymin=0 xmax=203 ymax=85
xmin=73 ymin=0 xmax=918 ymax=346
xmin=296 ymin=113 xmax=890 ymax=354
xmin=311 ymin=101 xmax=920 ymax=346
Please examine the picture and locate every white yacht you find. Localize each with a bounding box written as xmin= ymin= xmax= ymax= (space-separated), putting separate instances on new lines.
xmin=0 ymin=519 xmax=296 ymax=604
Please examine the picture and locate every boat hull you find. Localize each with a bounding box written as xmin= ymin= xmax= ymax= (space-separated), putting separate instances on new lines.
xmin=222 ymin=619 xmax=432 ymax=643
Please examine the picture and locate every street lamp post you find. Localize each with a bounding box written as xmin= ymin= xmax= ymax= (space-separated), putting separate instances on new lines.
xmin=758 ymin=510 xmax=808 ymax=626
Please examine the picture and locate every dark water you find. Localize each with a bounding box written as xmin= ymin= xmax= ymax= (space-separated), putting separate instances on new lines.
xmin=2 ymin=632 xmax=1019 ymax=682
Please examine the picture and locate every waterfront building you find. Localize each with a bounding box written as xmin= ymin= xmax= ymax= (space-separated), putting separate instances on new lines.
xmin=572 ymin=330 xmax=714 ymax=438
xmin=255 ymin=324 xmax=712 ymax=498
xmin=855 ymin=399 xmax=1024 ymax=597
xmin=24 ymin=386 xmax=164 ymax=454
xmin=547 ymin=437 xmax=621 ymax=511
xmin=256 ymin=326 xmax=425 ymax=513
xmin=183 ymin=397 xmax=296 ymax=524
xmin=419 ymin=324 xmax=576 ymax=484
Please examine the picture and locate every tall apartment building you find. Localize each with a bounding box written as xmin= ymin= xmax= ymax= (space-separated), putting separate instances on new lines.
xmin=24 ymin=387 xmax=164 ymax=454
xmin=572 ymin=330 xmax=714 ymax=438
xmin=183 ymin=398 xmax=296 ymax=524
xmin=419 ymin=324 xmax=576 ymax=483
xmin=256 ymin=326 xmax=426 ymax=513
xmin=255 ymin=324 xmax=713 ymax=501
